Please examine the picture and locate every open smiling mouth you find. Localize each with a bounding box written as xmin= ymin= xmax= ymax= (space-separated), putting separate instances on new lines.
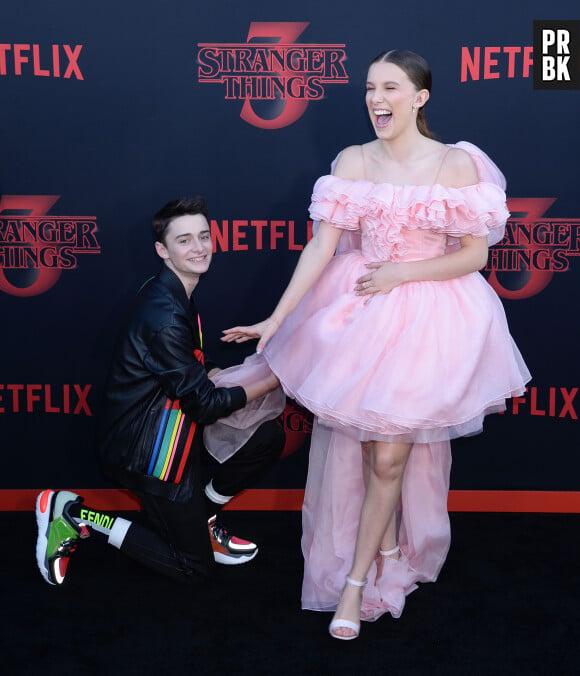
xmin=374 ymin=109 xmax=392 ymax=128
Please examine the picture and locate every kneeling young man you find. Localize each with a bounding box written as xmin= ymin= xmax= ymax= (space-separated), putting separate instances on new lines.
xmin=36 ymin=196 xmax=284 ymax=585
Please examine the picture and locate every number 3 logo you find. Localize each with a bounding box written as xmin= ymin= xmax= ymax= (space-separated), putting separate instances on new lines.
xmin=0 ymin=195 xmax=62 ymax=297
xmin=240 ymin=22 xmax=310 ymax=130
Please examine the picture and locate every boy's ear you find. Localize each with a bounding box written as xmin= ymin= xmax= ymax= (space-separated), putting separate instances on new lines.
xmin=155 ymin=241 xmax=169 ymax=260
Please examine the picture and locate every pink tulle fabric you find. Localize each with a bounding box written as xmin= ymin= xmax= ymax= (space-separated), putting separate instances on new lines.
xmin=203 ymin=353 xmax=286 ymax=463
xmin=302 ymin=421 xmax=452 ymax=620
xmin=260 ymin=141 xmax=531 ymax=619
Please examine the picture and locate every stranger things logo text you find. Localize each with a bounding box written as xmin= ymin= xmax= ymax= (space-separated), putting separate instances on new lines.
xmin=485 ymin=198 xmax=580 ymax=300
xmin=197 ymin=22 xmax=348 ymax=129
xmin=0 ymin=195 xmax=100 ymax=297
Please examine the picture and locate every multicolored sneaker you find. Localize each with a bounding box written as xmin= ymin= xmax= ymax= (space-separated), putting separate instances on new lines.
xmin=35 ymin=490 xmax=90 ymax=585
xmin=208 ymin=515 xmax=258 ymax=565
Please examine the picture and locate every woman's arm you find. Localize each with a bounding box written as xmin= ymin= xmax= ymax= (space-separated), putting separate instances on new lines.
xmin=222 ymin=221 xmax=343 ymax=351
xmin=222 ymin=147 xmax=362 ymax=352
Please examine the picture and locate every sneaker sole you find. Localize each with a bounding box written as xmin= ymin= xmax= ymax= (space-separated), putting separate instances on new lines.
xmin=35 ymin=490 xmax=56 ymax=585
xmin=213 ymin=548 xmax=259 ymax=566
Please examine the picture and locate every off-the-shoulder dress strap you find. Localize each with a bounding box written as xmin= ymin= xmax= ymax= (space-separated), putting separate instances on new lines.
xmin=360 ymin=144 xmax=368 ymax=179
xmin=432 ymin=147 xmax=451 ymax=185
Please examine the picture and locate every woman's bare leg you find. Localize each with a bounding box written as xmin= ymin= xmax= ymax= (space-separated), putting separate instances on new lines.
xmin=330 ymin=440 xmax=412 ymax=638
xmin=361 ymin=439 xmax=408 ymax=550
xmin=361 ymin=442 xmax=399 ymax=567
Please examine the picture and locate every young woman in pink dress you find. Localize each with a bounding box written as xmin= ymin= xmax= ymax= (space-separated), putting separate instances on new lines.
xmin=223 ymin=50 xmax=530 ymax=640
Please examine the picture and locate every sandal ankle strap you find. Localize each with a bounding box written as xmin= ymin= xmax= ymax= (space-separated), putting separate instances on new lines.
xmin=345 ymin=575 xmax=367 ymax=587
xmin=379 ymin=545 xmax=400 ymax=557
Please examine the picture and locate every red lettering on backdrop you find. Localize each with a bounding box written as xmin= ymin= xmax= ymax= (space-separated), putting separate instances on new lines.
xmin=504 ymin=386 xmax=578 ymax=419
xmin=483 ymin=47 xmax=501 ymax=79
xmin=487 ymin=198 xmax=557 ymax=299
xmin=504 ymin=47 xmax=521 ymax=77
xmin=52 ymin=45 xmax=60 ymax=77
xmin=288 ymin=221 xmax=302 ymax=251
xmin=0 ymin=383 xmax=92 ymax=415
xmin=7 ymin=384 xmax=24 ymax=412
xmin=33 ymin=45 xmax=50 ymax=76
xmin=62 ymin=45 xmax=83 ymax=80
xmin=0 ymin=195 xmax=62 ymax=296
xmin=560 ymin=389 xmax=578 ymax=419
xmin=280 ymin=399 xmax=313 ymax=458
xmin=270 ymin=220 xmax=285 ymax=249
xmin=198 ymin=24 xmax=348 ymax=129
xmin=26 ymin=384 xmax=43 ymax=412
xmin=0 ymin=44 xmax=83 ymax=79
xmin=461 ymin=46 xmax=533 ymax=81
xmin=0 ymin=197 xmax=100 ymax=297
xmin=252 ymin=220 xmax=267 ymax=249
xmin=240 ymin=22 xmax=310 ymax=129
xmin=209 ymin=219 xmax=313 ymax=252
xmin=233 ymin=220 xmax=248 ymax=251
xmin=63 ymin=384 xmax=70 ymax=413
xmin=45 ymin=385 xmax=60 ymax=413
xmin=13 ymin=44 xmax=29 ymax=75
xmin=530 ymin=388 xmax=546 ymax=415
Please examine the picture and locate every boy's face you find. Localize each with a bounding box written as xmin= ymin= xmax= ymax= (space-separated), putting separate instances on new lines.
xmin=155 ymin=214 xmax=213 ymax=282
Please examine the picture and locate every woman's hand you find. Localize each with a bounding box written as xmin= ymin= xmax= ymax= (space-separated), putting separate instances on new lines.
xmin=221 ymin=317 xmax=281 ymax=353
xmin=355 ymin=261 xmax=403 ymax=296
xmin=355 ymin=235 xmax=489 ymax=296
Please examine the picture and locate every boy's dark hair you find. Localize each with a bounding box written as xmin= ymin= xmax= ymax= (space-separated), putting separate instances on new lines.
xmin=152 ymin=196 xmax=209 ymax=244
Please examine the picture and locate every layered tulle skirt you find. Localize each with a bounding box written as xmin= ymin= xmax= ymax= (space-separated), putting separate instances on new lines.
xmin=263 ymin=250 xmax=530 ymax=444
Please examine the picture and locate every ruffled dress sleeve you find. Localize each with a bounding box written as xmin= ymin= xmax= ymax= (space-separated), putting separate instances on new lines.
xmin=442 ymin=141 xmax=510 ymax=246
xmin=409 ymin=181 xmax=510 ymax=247
xmin=308 ymin=175 xmax=364 ymax=232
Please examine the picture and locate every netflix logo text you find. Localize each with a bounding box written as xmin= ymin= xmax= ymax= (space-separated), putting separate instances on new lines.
xmin=0 ymin=384 xmax=92 ymax=416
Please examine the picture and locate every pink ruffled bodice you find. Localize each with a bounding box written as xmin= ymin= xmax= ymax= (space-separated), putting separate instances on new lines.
xmin=309 ymin=176 xmax=509 ymax=262
xmin=309 ymin=140 xmax=510 ymax=262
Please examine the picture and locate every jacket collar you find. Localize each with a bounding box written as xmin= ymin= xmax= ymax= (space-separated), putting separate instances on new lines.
xmin=158 ymin=265 xmax=196 ymax=313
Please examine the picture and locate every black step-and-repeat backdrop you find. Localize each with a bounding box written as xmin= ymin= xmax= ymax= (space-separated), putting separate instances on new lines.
xmin=1 ymin=0 xmax=579 ymax=509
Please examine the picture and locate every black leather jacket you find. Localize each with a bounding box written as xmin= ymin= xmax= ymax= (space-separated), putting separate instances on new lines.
xmin=97 ymin=265 xmax=247 ymax=501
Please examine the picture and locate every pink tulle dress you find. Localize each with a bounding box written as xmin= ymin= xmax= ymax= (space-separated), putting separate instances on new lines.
xmin=261 ymin=141 xmax=531 ymax=620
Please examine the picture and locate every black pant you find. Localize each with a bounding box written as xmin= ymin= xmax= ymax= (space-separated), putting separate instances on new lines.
xmin=210 ymin=418 xmax=285 ymax=497
xmin=119 ymin=419 xmax=285 ymax=583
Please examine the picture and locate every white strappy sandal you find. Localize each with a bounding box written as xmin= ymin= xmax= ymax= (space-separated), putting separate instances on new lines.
xmin=379 ymin=545 xmax=400 ymax=559
xmin=376 ymin=545 xmax=401 ymax=583
xmin=328 ymin=575 xmax=367 ymax=641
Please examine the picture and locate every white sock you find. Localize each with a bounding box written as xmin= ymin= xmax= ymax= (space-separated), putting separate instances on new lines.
xmin=204 ymin=480 xmax=233 ymax=507
xmin=107 ymin=517 xmax=132 ymax=549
